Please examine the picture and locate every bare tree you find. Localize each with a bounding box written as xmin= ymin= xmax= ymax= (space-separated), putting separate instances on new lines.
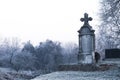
xmin=97 ymin=0 xmax=120 ymax=56
xmin=62 ymin=42 xmax=78 ymax=64
xmin=35 ymin=40 xmax=63 ymax=71
xmin=12 ymin=51 xmax=37 ymax=71
xmin=0 ymin=38 xmax=20 ymax=67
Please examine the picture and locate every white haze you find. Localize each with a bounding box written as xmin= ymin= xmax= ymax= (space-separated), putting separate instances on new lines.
xmin=0 ymin=0 xmax=100 ymax=45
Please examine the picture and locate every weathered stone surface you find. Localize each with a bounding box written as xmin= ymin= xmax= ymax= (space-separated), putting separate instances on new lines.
xmin=78 ymin=13 xmax=95 ymax=64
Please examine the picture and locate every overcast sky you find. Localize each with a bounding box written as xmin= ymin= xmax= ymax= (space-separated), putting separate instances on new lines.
xmin=0 ymin=0 xmax=100 ymax=45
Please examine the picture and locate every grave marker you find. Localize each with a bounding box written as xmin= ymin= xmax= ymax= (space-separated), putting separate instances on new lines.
xmin=78 ymin=13 xmax=95 ymax=64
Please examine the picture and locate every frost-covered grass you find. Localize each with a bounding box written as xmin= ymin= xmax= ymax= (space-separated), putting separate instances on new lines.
xmin=31 ymin=70 xmax=120 ymax=80
xmin=0 ymin=59 xmax=119 ymax=80
xmin=31 ymin=59 xmax=120 ymax=80
xmin=0 ymin=68 xmax=44 ymax=80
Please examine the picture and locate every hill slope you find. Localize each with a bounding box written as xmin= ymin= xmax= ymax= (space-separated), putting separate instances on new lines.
xmin=31 ymin=70 xmax=120 ymax=80
xmin=32 ymin=59 xmax=120 ymax=80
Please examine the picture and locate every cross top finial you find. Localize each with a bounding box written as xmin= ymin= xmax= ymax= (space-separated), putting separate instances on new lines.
xmin=80 ymin=13 xmax=92 ymax=26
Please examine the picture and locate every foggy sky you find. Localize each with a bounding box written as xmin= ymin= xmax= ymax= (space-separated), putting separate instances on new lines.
xmin=0 ymin=0 xmax=100 ymax=45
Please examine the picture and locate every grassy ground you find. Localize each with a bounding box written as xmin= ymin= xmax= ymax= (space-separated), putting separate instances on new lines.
xmin=0 ymin=68 xmax=43 ymax=80
xmin=32 ymin=59 xmax=120 ymax=80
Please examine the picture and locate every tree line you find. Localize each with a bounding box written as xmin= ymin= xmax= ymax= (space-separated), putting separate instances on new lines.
xmin=0 ymin=38 xmax=78 ymax=72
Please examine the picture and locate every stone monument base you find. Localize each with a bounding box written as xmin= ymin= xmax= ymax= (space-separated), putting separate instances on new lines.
xmin=58 ymin=64 xmax=99 ymax=71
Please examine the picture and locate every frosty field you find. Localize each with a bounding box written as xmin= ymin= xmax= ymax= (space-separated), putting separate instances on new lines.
xmin=31 ymin=70 xmax=120 ymax=80
xmin=32 ymin=59 xmax=120 ymax=80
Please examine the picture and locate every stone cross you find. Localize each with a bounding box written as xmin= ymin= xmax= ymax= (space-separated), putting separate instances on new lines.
xmin=80 ymin=13 xmax=92 ymax=26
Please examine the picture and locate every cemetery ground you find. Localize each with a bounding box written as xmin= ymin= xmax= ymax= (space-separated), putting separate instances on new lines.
xmin=31 ymin=59 xmax=120 ymax=80
xmin=0 ymin=67 xmax=46 ymax=80
xmin=0 ymin=59 xmax=119 ymax=80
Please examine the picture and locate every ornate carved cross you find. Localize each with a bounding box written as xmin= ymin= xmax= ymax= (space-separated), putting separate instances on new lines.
xmin=80 ymin=13 xmax=92 ymax=26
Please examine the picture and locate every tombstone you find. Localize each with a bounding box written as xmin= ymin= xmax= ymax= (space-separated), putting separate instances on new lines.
xmin=58 ymin=13 xmax=101 ymax=71
xmin=78 ymin=13 xmax=95 ymax=64
xmin=105 ymin=49 xmax=120 ymax=58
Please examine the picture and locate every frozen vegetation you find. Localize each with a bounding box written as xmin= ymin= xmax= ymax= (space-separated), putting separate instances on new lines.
xmin=32 ymin=70 xmax=120 ymax=80
xmin=0 ymin=59 xmax=119 ymax=80
xmin=0 ymin=67 xmax=50 ymax=80
xmin=0 ymin=67 xmax=40 ymax=80
xmin=0 ymin=39 xmax=78 ymax=80
xmin=32 ymin=59 xmax=120 ymax=80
